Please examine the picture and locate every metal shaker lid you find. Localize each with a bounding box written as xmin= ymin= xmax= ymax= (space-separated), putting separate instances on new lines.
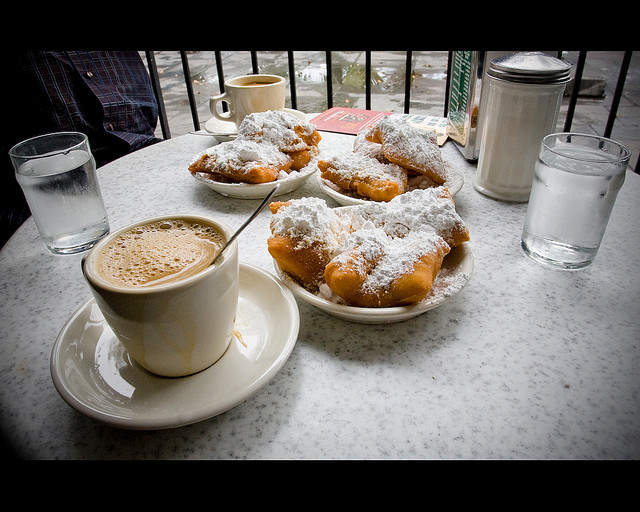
xmin=487 ymin=52 xmax=571 ymax=84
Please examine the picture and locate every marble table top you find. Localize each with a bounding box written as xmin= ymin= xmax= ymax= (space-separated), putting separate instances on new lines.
xmin=1 ymin=126 xmax=639 ymax=459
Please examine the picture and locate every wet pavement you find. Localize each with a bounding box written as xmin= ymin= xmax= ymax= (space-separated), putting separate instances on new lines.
xmin=147 ymin=50 xmax=640 ymax=170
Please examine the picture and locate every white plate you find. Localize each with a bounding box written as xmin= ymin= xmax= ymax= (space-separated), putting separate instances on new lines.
xmin=193 ymin=164 xmax=316 ymax=199
xmin=273 ymin=243 xmax=473 ymax=324
xmin=204 ymin=108 xmax=309 ymax=141
xmin=316 ymin=169 xmax=464 ymax=206
xmin=50 ymin=264 xmax=299 ymax=430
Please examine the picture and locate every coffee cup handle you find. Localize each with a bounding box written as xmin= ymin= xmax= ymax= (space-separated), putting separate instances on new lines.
xmin=80 ymin=253 xmax=88 ymax=280
xmin=210 ymin=92 xmax=232 ymax=121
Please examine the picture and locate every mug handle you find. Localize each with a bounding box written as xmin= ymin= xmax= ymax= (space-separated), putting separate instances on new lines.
xmin=209 ymin=92 xmax=232 ymax=121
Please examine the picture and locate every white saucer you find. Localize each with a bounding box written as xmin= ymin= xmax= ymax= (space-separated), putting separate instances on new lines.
xmin=193 ymin=164 xmax=316 ymax=199
xmin=204 ymin=108 xmax=308 ymax=141
xmin=203 ymin=117 xmax=237 ymax=141
xmin=50 ymin=264 xmax=299 ymax=430
xmin=273 ymin=244 xmax=473 ymax=324
xmin=316 ymin=169 xmax=464 ymax=206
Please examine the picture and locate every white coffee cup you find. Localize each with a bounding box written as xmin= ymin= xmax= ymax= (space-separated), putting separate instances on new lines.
xmin=82 ymin=214 xmax=239 ymax=377
xmin=210 ymin=74 xmax=286 ymax=127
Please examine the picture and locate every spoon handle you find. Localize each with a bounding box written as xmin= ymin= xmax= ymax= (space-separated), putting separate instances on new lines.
xmin=212 ymin=184 xmax=279 ymax=264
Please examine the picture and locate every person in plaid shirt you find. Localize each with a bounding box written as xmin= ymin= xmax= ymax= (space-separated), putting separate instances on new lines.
xmin=3 ymin=51 xmax=162 ymax=247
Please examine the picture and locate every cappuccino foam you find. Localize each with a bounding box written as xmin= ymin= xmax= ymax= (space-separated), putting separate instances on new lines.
xmin=96 ymin=219 xmax=224 ymax=287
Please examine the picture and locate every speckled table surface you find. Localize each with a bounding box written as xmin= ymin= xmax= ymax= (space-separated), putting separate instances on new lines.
xmin=1 ymin=127 xmax=639 ymax=459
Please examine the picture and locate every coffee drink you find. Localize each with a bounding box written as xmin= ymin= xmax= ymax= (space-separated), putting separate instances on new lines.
xmin=239 ymin=80 xmax=279 ymax=86
xmin=96 ymin=219 xmax=224 ymax=288
xmin=83 ymin=214 xmax=238 ymax=377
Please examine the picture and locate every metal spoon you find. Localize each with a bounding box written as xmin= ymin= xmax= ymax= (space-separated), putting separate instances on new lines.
xmin=211 ymin=184 xmax=279 ymax=265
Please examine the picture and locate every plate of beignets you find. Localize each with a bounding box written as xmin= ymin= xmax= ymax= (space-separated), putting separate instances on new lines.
xmin=267 ymin=187 xmax=473 ymax=323
xmin=192 ymin=163 xmax=317 ymax=199
xmin=273 ymin=243 xmax=472 ymax=324
xmin=189 ymin=110 xmax=321 ymax=198
xmin=316 ymin=116 xmax=463 ymax=205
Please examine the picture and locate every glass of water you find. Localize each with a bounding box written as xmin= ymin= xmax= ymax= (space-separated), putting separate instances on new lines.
xmin=521 ymin=133 xmax=630 ymax=269
xmin=9 ymin=132 xmax=110 ymax=255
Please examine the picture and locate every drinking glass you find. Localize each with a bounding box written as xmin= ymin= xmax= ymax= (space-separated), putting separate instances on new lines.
xmin=521 ymin=133 xmax=630 ymax=269
xmin=9 ymin=132 xmax=110 ymax=254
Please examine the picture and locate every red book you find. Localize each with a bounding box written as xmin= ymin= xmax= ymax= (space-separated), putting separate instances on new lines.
xmin=310 ymin=107 xmax=392 ymax=135
xmin=310 ymin=107 xmax=449 ymax=145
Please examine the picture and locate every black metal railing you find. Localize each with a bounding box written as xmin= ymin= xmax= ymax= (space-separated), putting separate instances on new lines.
xmin=145 ymin=50 xmax=638 ymax=173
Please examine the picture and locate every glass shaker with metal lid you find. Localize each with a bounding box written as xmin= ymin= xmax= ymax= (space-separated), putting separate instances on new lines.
xmin=473 ymin=52 xmax=572 ymax=202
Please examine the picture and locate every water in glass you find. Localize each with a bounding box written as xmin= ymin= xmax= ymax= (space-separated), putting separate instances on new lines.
xmin=16 ymin=149 xmax=109 ymax=254
xmin=521 ymin=143 xmax=625 ymax=269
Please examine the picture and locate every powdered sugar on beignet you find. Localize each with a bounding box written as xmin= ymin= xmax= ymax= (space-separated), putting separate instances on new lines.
xmin=238 ymin=110 xmax=320 ymax=153
xmin=349 ymin=187 xmax=469 ymax=247
xmin=269 ymin=196 xmax=350 ymax=251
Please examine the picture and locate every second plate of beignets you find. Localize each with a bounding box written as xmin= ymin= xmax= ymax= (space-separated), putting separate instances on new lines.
xmin=318 ymin=152 xmax=408 ymax=202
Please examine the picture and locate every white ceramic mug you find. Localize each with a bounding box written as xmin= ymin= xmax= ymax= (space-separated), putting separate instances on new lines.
xmin=82 ymin=214 xmax=239 ymax=377
xmin=210 ymin=74 xmax=286 ymax=127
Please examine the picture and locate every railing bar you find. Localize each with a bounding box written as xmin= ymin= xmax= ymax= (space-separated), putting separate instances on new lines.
xmin=604 ymin=50 xmax=633 ymax=139
xmin=563 ymin=50 xmax=587 ymax=132
xmin=214 ymin=51 xmax=228 ymax=113
xmin=444 ymin=51 xmax=453 ymax=117
xmin=404 ymin=50 xmax=412 ymax=114
xmin=325 ymin=51 xmax=333 ymax=109
xmin=287 ymin=51 xmax=297 ymax=110
xmin=180 ymin=51 xmax=200 ymax=131
xmin=365 ymin=51 xmax=371 ymax=110
xmin=144 ymin=50 xmax=171 ymax=139
xmin=251 ymin=51 xmax=259 ymax=74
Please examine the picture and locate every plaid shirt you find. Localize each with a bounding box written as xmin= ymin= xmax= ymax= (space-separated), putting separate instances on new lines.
xmin=15 ymin=51 xmax=160 ymax=166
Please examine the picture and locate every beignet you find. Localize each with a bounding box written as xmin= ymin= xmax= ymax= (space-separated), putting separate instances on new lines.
xmin=366 ymin=116 xmax=448 ymax=185
xmin=188 ymin=139 xmax=292 ymax=184
xmin=189 ymin=109 xmax=321 ymax=182
xmin=238 ymin=110 xmax=321 ymax=170
xmin=318 ymin=152 xmax=408 ymax=202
